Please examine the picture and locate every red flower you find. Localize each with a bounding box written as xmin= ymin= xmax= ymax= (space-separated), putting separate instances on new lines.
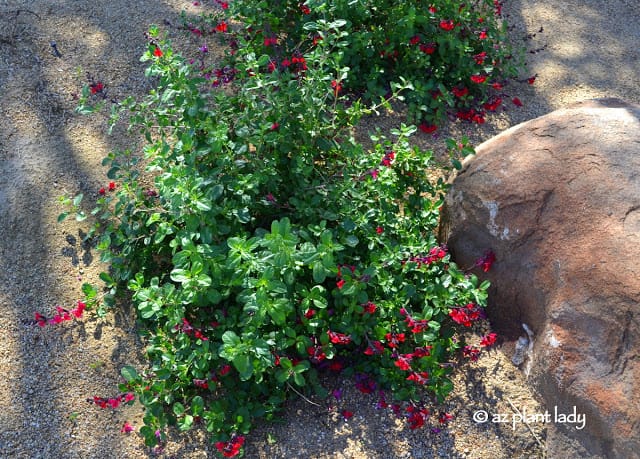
xmin=98 ymin=187 xmax=106 ymax=195
xmin=193 ymin=378 xmax=209 ymax=389
xmin=480 ymin=332 xmax=498 ymax=347
xmin=215 ymin=436 xmax=245 ymax=458
xmin=491 ymin=81 xmax=504 ymax=90
xmin=439 ymin=20 xmax=455 ymax=31
xmin=336 ymin=279 xmax=345 ymax=289
xmin=124 ymin=392 xmax=135 ymax=403
xmin=449 ymin=308 xmax=473 ymax=327
xmin=327 ymin=330 xmax=352 ymax=345
xmin=473 ymin=51 xmax=487 ymax=64
xmin=267 ymin=61 xmax=276 ymax=72
xmin=483 ymin=97 xmax=503 ymax=111
xmin=218 ymin=364 xmax=232 ymax=376
xmin=264 ymin=37 xmax=278 ymax=46
xmin=419 ymin=123 xmax=437 ymax=134
xmin=89 ymin=82 xmax=104 ymax=95
xmin=439 ymin=412 xmax=454 ymax=424
xmin=108 ymin=181 xmax=116 ymax=191
xmin=406 ymin=371 xmax=429 ymax=385
xmin=331 ymin=80 xmax=342 ymax=96
xmin=385 ymin=332 xmax=405 ymax=348
xmin=409 ymin=35 xmax=420 ymax=45
xmin=452 ymin=86 xmax=468 ymax=98
xmin=34 ymin=312 xmax=47 ymax=327
xmin=153 ymin=46 xmax=163 ymax=57
xmin=108 ymin=398 xmax=121 ymax=409
xmin=527 ymin=75 xmax=537 ymax=85
xmin=300 ymin=4 xmax=310 ymax=14
xmin=364 ymin=340 xmax=384 ymax=355
xmin=470 ymin=74 xmax=487 ymax=84
xmin=304 ymin=309 xmax=316 ymax=319
xmin=71 ymin=301 xmax=86 ymax=318
xmin=121 ymin=421 xmax=135 ymax=434
xmin=428 ymin=5 xmax=437 ymax=14
xmin=375 ymin=226 xmax=384 ymax=235
xmin=479 ymin=30 xmax=488 ymax=39
xmin=419 ymin=43 xmax=436 ymax=54
xmin=512 ymin=97 xmax=523 ymax=107
xmin=394 ymin=355 xmax=412 ymax=371
xmin=341 ymin=410 xmax=354 ymax=420
xmin=363 ymin=302 xmax=377 ymax=314
xmin=270 ymin=122 xmax=279 ymax=130
xmin=381 ymin=151 xmax=395 ymax=167
xmin=215 ymin=22 xmax=228 ymax=33
xmin=463 ymin=345 xmax=481 ymax=361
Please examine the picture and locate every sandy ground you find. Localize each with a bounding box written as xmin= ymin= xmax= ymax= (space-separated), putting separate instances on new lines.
xmin=0 ymin=0 xmax=638 ymax=457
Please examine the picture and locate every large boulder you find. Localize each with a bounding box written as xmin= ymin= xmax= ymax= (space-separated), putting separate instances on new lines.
xmin=441 ymin=99 xmax=640 ymax=458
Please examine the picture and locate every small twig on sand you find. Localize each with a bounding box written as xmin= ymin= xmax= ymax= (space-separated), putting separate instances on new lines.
xmin=286 ymin=382 xmax=321 ymax=407
xmin=506 ymin=397 xmax=545 ymax=451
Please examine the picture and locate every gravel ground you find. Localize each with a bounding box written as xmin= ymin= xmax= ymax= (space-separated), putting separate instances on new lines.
xmin=0 ymin=0 xmax=638 ymax=458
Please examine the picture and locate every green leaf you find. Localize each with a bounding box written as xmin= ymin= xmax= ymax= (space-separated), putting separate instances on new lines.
xmin=120 ymin=365 xmax=138 ymax=382
xmin=99 ymin=272 xmax=114 ymax=286
xmin=170 ymin=268 xmax=190 ymax=283
xmin=233 ymin=354 xmax=253 ymax=381
xmin=173 ymin=402 xmax=185 ymax=416
xmin=312 ymin=261 xmax=326 ymax=283
xmin=57 ymin=212 xmax=68 ymax=223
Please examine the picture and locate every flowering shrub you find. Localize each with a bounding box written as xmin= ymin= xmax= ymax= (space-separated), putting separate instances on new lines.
xmin=60 ymin=4 xmax=517 ymax=454
xmin=221 ymin=0 xmax=524 ymax=128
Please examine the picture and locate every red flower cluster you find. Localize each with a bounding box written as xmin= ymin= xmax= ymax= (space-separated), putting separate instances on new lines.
xmin=439 ymin=20 xmax=455 ymax=31
xmin=88 ymin=392 xmax=135 ymax=409
xmin=331 ymin=79 xmax=342 ymax=96
xmin=449 ymin=303 xmax=482 ymax=327
xmin=406 ymin=371 xmax=430 ymax=385
xmin=264 ymin=36 xmax=278 ymax=46
xmin=419 ymin=43 xmax=436 ymax=54
xmin=406 ymin=405 xmax=430 ymax=429
xmin=299 ymin=3 xmax=310 ymax=14
xmin=307 ymin=343 xmax=327 ymax=363
xmin=215 ymin=22 xmax=228 ymax=33
xmin=380 ymin=150 xmax=395 ymax=167
xmin=89 ymin=82 xmax=104 ymax=95
xmin=483 ymin=97 xmax=503 ymax=112
xmin=362 ymin=301 xmax=377 ymax=313
xmin=215 ymin=435 xmax=245 ymax=458
xmin=470 ymin=74 xmax=487 ymax=84
xmin=473 ymin=51 xmax=487 ymax=64
xmin=174 ymin=317 xmax=208 ymax=341
xmin=405 ymin=245 xmax=447 ymax=268
xmin=480 ymin=332 xmax=498 ymax=347
xmin=456 ymin=108 xmax=485 ymax=124
xmin=193 ymin=378 xmax=209 ymax=389
xmin=419 ymin=122 xmax=437 ymax=134
xmin=153 ymin=46 xmax=163 ymax=57
xmin=98 ymin=181 xmax=116 ymax=195
xmin=327 ymin=330 xmax=352 ymax=345
xmin=384 ymin=332 xmax=405 ymax=348
xmin=452 ymin=86 xmax=468 ymax=98
xmin=34 ymin=301 xmax=86 ymax=327
xmin=463 ymin=345 xmax=481 ymax=361
xmin=364 ymin=340 xmax=384 ymax=355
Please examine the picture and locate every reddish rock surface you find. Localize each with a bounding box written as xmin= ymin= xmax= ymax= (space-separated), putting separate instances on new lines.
xmin=441 ymin=99 xmax=640 ymax=458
